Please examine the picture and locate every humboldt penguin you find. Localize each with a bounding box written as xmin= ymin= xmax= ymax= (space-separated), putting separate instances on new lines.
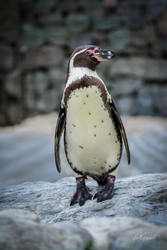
xmin=55 ymin=45 xmax=130 ymax=206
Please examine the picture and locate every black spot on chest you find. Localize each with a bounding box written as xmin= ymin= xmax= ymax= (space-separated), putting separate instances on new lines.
xmin=81 ymin=76 xmax=87 ymax=84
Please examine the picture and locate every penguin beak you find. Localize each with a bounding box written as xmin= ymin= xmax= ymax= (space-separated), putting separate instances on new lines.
xmin=95 ymin=49 xmax=117 ymax=60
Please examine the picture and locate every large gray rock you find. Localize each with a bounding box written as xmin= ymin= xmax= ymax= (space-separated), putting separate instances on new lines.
xmin=0 ymin=43 xmax=13 ymax=71
xmin=0 ymin=0 xmax=20 ymax=43
xmin=22 ymin=46 xmax=64 ymax=70
xmin=0 ymin=209 xmax=92 ymax=250
xmin=110 ymin=57 xmax=167 ymax=80
xmin=34 ymin=0 xmax=58 ymax=14
xmin=93 ymin=14 xmax=120 ymax=31
xmin=4 ymin=70 xmax=21 ymax=98
xmin=0 ymin=174 xmax=167 ymax=225
xmin=81 ymin=216 xmax=167 ymax=250
xmin=0 ymin=208 xmax=167 ymax=250
xmin=108 ymin=27 xmax=130 ymax=51
xmin=66 ymin=13 xmax=89 ymax=33
xmin=137 ymin=84 xmax=167 ymax=116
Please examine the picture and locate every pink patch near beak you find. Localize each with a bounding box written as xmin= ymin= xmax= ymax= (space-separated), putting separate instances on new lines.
xmin=86 ymin=48 xmax=106 ymax=62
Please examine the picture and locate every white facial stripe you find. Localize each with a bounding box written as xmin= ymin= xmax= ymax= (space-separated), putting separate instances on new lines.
xmin=69 ymin=48 xmax=87 ymax=71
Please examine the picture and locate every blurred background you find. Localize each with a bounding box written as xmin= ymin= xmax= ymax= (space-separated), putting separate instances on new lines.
xmin=0 ymin=0 xmax=167 ymax=187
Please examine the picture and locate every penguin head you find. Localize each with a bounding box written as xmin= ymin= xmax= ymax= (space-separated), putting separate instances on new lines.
xmin=70 ymin=45 xmax=117 ymax=71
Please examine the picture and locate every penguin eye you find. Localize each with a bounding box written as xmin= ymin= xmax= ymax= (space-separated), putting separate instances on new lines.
xmin=85 ymin=50 xmax=91 ymax=55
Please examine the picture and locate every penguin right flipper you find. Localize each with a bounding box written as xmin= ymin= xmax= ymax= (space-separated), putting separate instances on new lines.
xmin=109 ymin=100 xmax=131 ymax=165
xmin=54 ymin=107 xmax=66 ymax=173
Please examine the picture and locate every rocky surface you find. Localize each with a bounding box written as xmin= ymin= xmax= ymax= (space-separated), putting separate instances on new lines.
xmin=0 ymin=209 xmax=92 ymax=250
xmin=0 ymin=0 xmax=167 ymax=125
xmin=0 ymin=174 xmax=167 ymax=250
xmin=0 ymin=174 xmax=167 ymax=226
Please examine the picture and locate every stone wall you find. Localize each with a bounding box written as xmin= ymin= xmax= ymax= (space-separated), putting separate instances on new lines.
xmin=0 ymin=0 xmax=167 ymax=125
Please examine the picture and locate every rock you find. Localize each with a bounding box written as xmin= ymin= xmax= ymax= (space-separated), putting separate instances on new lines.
xmin=108 ymin=27 xmax=130 ymax=52
xmin=21 ymin=23 xmax=44 ymax=50
xmin=24 ymin=72 xmax=36 ymax=110
xmin=0 ymin=113 xmax=7 ymax=127
xmin=34 ymin=71 xmax=48 ymax=95
xmin=34 ymin=0 xmax=58 ymax=14
xmin=110 ymin=57 xmax=167 ymax=80
xmin=118 ymin=2 xmax=144 ymax=28
xmin=6 ymin=103 xmax=23 ymax=125
xmin=154 ymin=85 xmax=167 ymax=116
xmin=22 ymin=46 xmax=64 ymax=70
xmin=66 ymin=13 xmax=89 ymax=33
xmin=137 ymin=84 xmax=167 ymax=116
xmin=0 ymin=174 xmax=167 ymax=225
xmin=4 ymin=70 xmax=21 ymax=98
xmin=142 ymin=25 xmax=156 ymax=44
xmin=44 ymin=26 xmax=68 ymax=46
xmin=151 ymin=38 xmax=167 ymax=57
xmin=36 ymin=89 xmax=61 ymax=112
xmin=23 ymin=70 xmax=63 ymax=113
xmin=78 ymin=0 xmax=101 ymax=10
xmin=68 ymin=33 xmax=93 ymax=51
xmin=0 ymin=209 xmax=92 ymax=250
xmin=48 ymin=67 xmax=67 ymax=86
xmin=157 ymin=10 xmax=167 ymax=37
xmin=0 ymin=43 xmax=13 ymax=71
xmin=146 ymin=0 xmax=167 ymax=21
xmin=0 ymin=211 xmax=167 ymax=250
xmin=0 ymin=0 xmax=20 ymax=43
xmin=112 ymin=78 xmax=142 ymax=96
xmin=130 ymin=26 xmax=156 ymax=47
xmin=103 ymin=0 xmax=117 ymax=7
xmin=81 ymin=216 xmax=167 ymax=250
xmin=93 ymin=14 xmax=120 ymax=31
xmin=115 ymin=96 xmax=137 ymax=115
xmin=37 ymin=11 xmax=63 ymax=25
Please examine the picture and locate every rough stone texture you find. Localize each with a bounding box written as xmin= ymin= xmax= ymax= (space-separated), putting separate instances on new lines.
xmin=66 ymin=13 xmax=89 ymax=32
xmin=0 ymin=174 xmax=167 ymax=226
xmin=0 ymin=43 xmax=14 ymax=71
xmin=1 ymin=210 xmax=167 ymax=250
xmin=93 ymin=14 xmax=120 ymax=31
xmin=0 ymin=0 xmax=20 ymax=43
xmin=4 ymin=70 xmax=21 ymax=98
xmin=108 ymin=27 xmax=131 ymax=52
xmin=0 ymin=209 xmax=92 ymax=250
xmin=110 ymin=57 xmax=167 ymax=80
xmin=0 ymin=174 xmax=167 ymax=250
xmin=22 ymin=46 xmax=64 ymax=70
xmin=81 ymin=216 xmax=167 ymax=250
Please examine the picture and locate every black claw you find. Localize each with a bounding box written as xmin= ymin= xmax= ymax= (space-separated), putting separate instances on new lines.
xmin=70 ymin=177 xmax=93 ymax=206
xmin=94 ymin=175 xmax=115 ymax=203
xmin=93 ymin=193 xmax=98 ymax=200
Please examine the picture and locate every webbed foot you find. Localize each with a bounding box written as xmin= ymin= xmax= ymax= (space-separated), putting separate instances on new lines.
xmin=70 ymin=177 xmax=93 ymax=206
xmin=94 ymin=175 xmax=115 ymax=202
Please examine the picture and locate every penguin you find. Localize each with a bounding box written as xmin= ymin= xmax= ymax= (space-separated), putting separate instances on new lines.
xmin=55 ymin=45 xmax=130 ymax=206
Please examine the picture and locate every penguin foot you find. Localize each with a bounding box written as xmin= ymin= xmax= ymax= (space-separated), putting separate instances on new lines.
xmin=94 ymin=175 xmax=115 ymax=202
xmin=70 ymin=177 xmax=92 ymax=206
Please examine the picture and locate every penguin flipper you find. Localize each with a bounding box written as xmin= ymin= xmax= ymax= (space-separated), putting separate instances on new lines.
xmin=109 ymin=100 xmax=131 ymax=165
xmin=55 ymin=107 xmax=66 ymax=173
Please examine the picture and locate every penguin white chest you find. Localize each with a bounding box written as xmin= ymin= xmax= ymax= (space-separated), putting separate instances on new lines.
xmin=65 ymin=86 xmax=121 ymax=176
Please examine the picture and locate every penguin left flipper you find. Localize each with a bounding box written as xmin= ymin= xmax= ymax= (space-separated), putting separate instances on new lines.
xmin=55 ymin=107 xmax=66 ymax=173
xmin=109 ymin=100 xmax=131 ymax=165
